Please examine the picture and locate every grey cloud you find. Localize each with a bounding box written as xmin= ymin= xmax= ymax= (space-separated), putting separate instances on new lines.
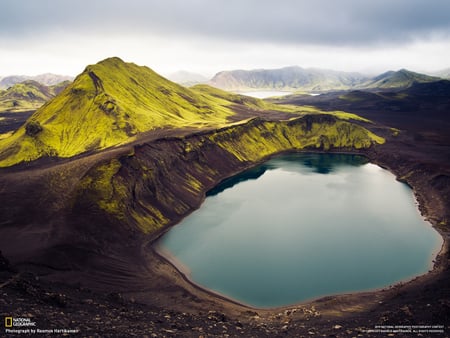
xmin=1 ymin=0 xmax=449 ymax=46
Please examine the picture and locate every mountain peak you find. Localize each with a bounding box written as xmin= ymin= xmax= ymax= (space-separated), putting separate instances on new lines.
xmin=101 ymin=56 xmax=125 ymax=63
xmin=0 ymin=58 xmax=241 ymax=166
xmin=209 ymin=66 xmax=368 ymax=91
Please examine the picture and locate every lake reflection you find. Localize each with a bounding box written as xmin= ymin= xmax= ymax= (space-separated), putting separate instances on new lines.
xmin=157 ymin=153 xmax=442 ymax=308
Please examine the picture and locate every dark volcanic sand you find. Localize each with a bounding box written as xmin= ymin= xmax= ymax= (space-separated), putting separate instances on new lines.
xmin=1 ymin=92 xmax=449 ymax=337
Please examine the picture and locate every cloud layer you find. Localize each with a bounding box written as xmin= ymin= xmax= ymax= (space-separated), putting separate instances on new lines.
xmin=0 ymin=0 xmax=449 ymax=75
xmin=2 ymin=0 xmax=449 ymax=45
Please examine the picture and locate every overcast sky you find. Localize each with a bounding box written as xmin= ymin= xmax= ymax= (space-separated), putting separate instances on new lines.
xmin=0 ymin=0 xmax=449 ymax=77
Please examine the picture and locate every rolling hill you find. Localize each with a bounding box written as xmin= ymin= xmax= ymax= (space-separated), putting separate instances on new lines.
xmin=0 ymin=80 xmax=70 ymax=112
xmin=276 ymin=80 xmax=450 ymax=137
xmin=360 ymin=69 xmax=440 ymax=89
xmin=0 ymin=73 xmax=73 ymax=89
xmin=0 ymin=57 xmax=303 ymax=167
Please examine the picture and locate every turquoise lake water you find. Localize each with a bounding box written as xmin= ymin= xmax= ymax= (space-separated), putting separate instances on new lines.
xmin=157 ymin=153 xmax=442 ymax=308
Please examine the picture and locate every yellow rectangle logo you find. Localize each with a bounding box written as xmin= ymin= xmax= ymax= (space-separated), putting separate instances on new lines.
xmin=5 ymin=317 xmax=13 ymax=327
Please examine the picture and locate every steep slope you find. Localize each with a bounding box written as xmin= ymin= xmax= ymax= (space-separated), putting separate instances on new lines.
xmin=72 ymin=115 xmax=383 ymax=235
xmin=209 ymin=66 xmax=367 ymax=92
xmin=0 ymin=57 xmax=301 ymax=167
xmin=0 ymin=80 xmax=70 ymax=112
xmin=361 ymin=69 xmax=440 ymax=89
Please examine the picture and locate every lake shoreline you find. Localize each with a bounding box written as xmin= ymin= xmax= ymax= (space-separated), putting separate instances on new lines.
xmin=0 ymin=133 xmax=448 ymax=336
xmin=152 ymin=151 xmax=447 ymax=311
xmin=0 ymin=109 xmax=448 ymax=335
xmin=148 ymin=148 xmax=448 ymax=317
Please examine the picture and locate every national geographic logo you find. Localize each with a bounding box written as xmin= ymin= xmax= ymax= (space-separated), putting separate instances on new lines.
xmin=5 ymin=317 xmax=12 ymax=327
xmin=4 ymin=316 xmax=36 ymax=327
xmin=4 ymin=316 xmax=80 ymax=335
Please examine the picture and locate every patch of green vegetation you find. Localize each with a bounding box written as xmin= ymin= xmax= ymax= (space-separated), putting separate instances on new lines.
xmin=79 ymin=114 xmax=384 ymax=234
xmin=77 ymin=159 xmax=128 ymax=220
xmin=131 ymin=209 xmax=169 ymax=234
xmin=0 ymin=58 xmax=246 ymax=166
xmin=390 ymin=127 xmax=400 ymax=136
xmin=0 ymin=57 xmax=382 ymax=168
xmin=338 ymin=93 xmax=364 ymax=102
xmin=338 ymin=91 xmax=383 ymax=103
xmin=208 ymin=115 xmax=383 ymax=162
xmin=0 ymin=80 xmax=56 ymax=112
xmin=191 ymin=84 xmax=303 ymax=113
xmin=363 ymin=69 xmax=440 ymax=89
xmin=393 ymin=92 xmax=409 ymax=100
xmin=318 ymin=110 xmax=371 ymax=123
xmin=72 ymin=113 xmax=384 ymax=234
xmin=0 ymin=131 xmax=13 ymax=140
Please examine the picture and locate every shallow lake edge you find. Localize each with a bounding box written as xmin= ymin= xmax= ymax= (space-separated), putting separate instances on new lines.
xmin=150 ymin=149 xmax=447 ymax=311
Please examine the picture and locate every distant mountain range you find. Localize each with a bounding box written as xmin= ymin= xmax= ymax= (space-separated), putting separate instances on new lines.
xmin=3 ymin=67 xmax=448 ymax=93
xmin=0 ymin=80 xmax=70 ymax=112
xmin=0 ymin=73 xmax=73 ymax=89
xmin=208 ymin=67 xmax=444 ymax=92
xmin=209 ymin=66 xmax=367 ymax=92
xmin=1 ymin=65 xmax=448 ymax=117
xmin=363 ymin=69 xmax=441 ymax=89
xmin=166 ymin=70 xmax=209 ymax=86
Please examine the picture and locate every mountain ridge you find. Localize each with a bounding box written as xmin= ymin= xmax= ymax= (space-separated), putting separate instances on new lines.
xmin=0 ymin=73 xmax=73 ymax=89
xmin=209 ymin=66 xmax=368 ymax=92
xmin=0 ymin=80 xmax=70 ymax=112
xmin=0 ymin=57 xmax=305 ymax=167
xmin=209 ymin=66 xmax=443 ymax=92
xmin=361 ymin=69 xmax=440 ymax=89
xmin=0 ymin=57 xmax=239 ymax=166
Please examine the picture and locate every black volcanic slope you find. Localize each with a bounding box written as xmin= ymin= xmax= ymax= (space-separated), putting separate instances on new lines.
xmin=0 ymin=60 xmax=449 ymax=337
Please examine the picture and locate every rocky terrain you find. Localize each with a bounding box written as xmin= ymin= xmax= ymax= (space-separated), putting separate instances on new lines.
xmin=0 ymin=58 xmax=449 ymax=337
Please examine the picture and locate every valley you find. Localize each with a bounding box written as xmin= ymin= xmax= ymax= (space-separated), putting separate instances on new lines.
xmin=0 ymin=57 xmax=449 ymax=337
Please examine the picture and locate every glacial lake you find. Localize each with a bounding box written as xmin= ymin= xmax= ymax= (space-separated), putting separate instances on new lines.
xmin=157 ymin=153 xmax=442 ymax=308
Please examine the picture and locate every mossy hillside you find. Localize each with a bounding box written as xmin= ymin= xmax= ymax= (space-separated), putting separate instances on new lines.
xmin=0 ymin=58 xmax=235 ymax=166
xmin=75 ymin=114 xmax=384 ymax=234
xmin=76 ymin=159 xmax=126 ymax=219
xmin=0 ymin=57 xmax=309 ymax=167
xmin=0 ymin=80 xmax=62 ymax=112
xmin=194 ymin=85 xmax=373 ymax=124
xmin=362 ymin=69 xmax=440 ymax=89
xmin=207 ymin=115 xmax=384 ymax=162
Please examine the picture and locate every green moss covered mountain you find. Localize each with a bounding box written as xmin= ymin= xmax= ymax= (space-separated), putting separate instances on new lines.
xmin=0 ymin=58 xmax=264 ymax=166
xmin=0 ymin=80 xmax=69 ymax=112
xmin=362 ymin=69 xmax=440 ymax=89
xmin=0 ymin=57 xmax=385 ymax=167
